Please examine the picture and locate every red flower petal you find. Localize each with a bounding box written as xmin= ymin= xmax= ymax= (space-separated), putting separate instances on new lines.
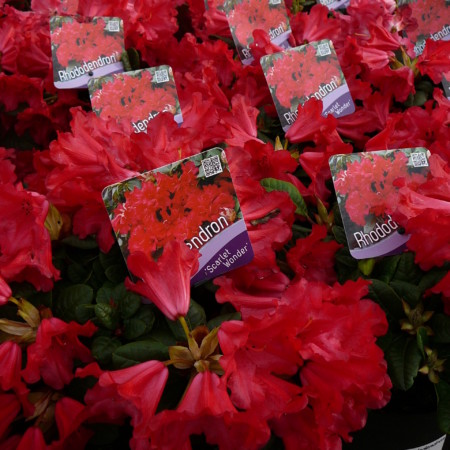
xmin=125 ymin=241 xmax=199 ymax=321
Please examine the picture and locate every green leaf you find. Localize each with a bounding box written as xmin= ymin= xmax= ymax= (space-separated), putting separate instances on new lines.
xmin=123 ymin=318 xmax=148 ymax=340
xmin=127 ymin=48 xmax=141 ymax=70
xmin=374 ymin=255 xmax=401 ymax=283
xmin=385 ymin=334 xmax=422 ymax=390
xmin=90 ymin=260 xmax=108 ymax=290
xmin=166 ymin=300 xmax=206 ymax=340
xmin=94 ymin=303 xmax=119 ymax=330
xmin=105 ymin=264 xmax=127 ymax=283
xmin=99 ymin=247 xmax=123 ymax=271
xmin=390 ymin=280 xmax=421 ymax=307
xmin=332 ymin=225 xmax=347 ymax=245
xmin=368 ymin=279 xmax=405 ymax=322
xmin=418 ymin=269 xmax=448 ymax=295
xmin=431 ymin=314 xmax=450 ymax=344
xmin=67 ymin=263 xmax=92 ymax=284
xmin=112 ymin=340 xmax=169 ymax=369
xmin=119 ymin=292 xmax=141 ymax=319
xmin=121 ymin=50 xmax=132 ymax=71
xmin=61 ymin=235 xmax=98 ymax=249
xmin=260 ymin=178 xmax=308 ymax=217
xmin=393 ymin=252 xmax=422 ymax=283
xmin=207 ymin=312 xmax=241 ymax=330
xmin=96 ymin=286 xmax=115 ymax=305
xmin=75 ymin=303 xmax=95 ymax=324
xmin=56 ymin=284 xmax=94 ymax=322
xmin=92 ymin=336 xmax=121 ymax=365
xmin=436 ymin=380 xmax=450 ymax=434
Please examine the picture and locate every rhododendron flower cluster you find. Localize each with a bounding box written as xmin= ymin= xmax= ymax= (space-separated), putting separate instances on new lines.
xmin=0 ymin=0 xmax=449 ymax=449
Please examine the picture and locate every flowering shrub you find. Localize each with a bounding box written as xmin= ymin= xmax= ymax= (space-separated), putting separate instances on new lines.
xmin=0 ymin=0 xmax=449 ymax=449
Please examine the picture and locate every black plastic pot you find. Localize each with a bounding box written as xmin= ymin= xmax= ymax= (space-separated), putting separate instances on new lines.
xmin=343 ymin=378 xmax=449 ymax=450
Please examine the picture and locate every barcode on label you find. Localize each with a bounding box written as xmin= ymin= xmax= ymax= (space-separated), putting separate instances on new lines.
xmin=202 ymin=155 xmax=223 ymax=178
xmin=107 ymin=20 xmax=120 ymax=32
xmin=317 ymin=42 xmax=331 ymax=56
xmin=154 ymin=69 xmax=169 ymax=83
xmin=411 ymin=152 xmax=428 ymax=167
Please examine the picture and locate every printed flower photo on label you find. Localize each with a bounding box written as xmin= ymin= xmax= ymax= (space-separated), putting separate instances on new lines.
xmin=329 ymin=148 xmax=431 ymax=259
xmin=261 ymin=39 xmax=355 ymax=131
xmin=102 ymin=148 xmax=253 ymax=284
xmin=88 ymin=66 xmax=182 ymax=133
xmin=398 ymin=0 xmax=450 ymax=56
xmin=50 ymin=16 xmax=125 ymax=89
xmin=224 ymin=0 xmax=291 ymax=64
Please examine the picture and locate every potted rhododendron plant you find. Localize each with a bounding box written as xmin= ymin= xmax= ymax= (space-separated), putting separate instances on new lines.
xmin=0 ymin=0 xmax=449 ymax=449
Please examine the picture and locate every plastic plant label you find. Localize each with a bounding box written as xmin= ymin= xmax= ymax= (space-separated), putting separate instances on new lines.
xmin=102 ymin=148 xmax=254 ymax=285
xmin=50 ymin=16 xmax=125 ymax=89
xmin=406 ymin=435 xmax=447 ymax=450
xmin=329 ymin=148 xmax=431 ymax=259
xmin=261 ymin=39 xmax=355 ymax=131
xmin=88 ymin=65 xmax=182 ymax=133
xmin=316 ymin=0 xmax=350 ymax=10
xmin=223 ymin=0 xmax=291 ymax=64
xmin=397 ymin=0 xmax=449 ymax=56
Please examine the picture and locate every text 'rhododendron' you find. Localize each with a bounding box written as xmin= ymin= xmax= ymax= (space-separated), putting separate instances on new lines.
xmin=1 ymin=0 xmax=449 ymax=449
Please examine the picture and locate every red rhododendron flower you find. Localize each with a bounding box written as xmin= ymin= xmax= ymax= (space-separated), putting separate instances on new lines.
xmin=431 ymin=272 xmax=450 ymax=315
xmin=149 ymin=370 xmax=270 ymax=449
xmin=417 ymin=39 xmax=450 ymax=84
xmin=286 ymin=224 xmax=342 ymax=283
xmin=290 ymin=5 xmax=342 ymax=45
xmin=97 ymin=360 xmax=168 ymax=445
xmin=0 ymin=394 xmax=21 ymax=442
xmin=0 ymin=276 xmax=11 ymax=306
xmin=16 ymin=427 xmax=47 ymax=450
xmin=365 ymin=92 xmax=450 ymax=161
xmin=0 ymin=183 xmax=59 ymax=291
xmin=125 ymin=241 xmax=199 ymax=321
xmin=22 ymin=318 xmax=97 ymax=389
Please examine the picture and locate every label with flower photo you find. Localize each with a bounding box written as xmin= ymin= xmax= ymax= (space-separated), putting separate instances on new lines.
xmin=102 ymin=148 xmax=254 ymax=285
xmin=88 ymin=66 xmax=182 ymax=133
xmin=316 ymin=0 xmax=350 ymax=10
xmin=261 ymin=39 xmax=355 ymax=131
xmin=329 ymin=148 xmax=431 ymax=259
xmin=397 ymin=0 xmax=449 ymax=56
xmin=50 ymin=16 xmax=125 ymax=89
xmin=223 ymin=0 xmax=292 ymax=64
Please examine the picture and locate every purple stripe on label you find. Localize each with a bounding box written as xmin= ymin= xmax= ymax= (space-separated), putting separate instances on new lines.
xmin=322 ymin=85 xmax=355 ymax=117
xmin=320 ymin=0 xmax=350 ymax=10
xmin=190 ymin=219 xmax=253 ymax=285
xmin=54 ymin=62 xmax=124 ymax=89
xmin=350 ymin=232 xmax=410 ymax=259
